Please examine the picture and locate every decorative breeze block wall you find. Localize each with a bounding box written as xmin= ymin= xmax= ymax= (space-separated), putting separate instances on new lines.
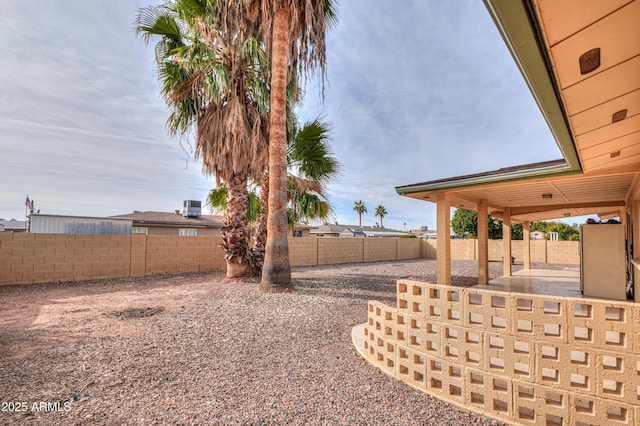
xmin=363 ymin=279 xmax=640 ymax=425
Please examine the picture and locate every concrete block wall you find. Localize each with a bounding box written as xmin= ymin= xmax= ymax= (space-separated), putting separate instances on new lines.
xmin=364 ymin=238 xmax=397 ymax=262
xmin=421 ymin=239 xmax=438 ymax=259
xmin=363 ymin=280 xmax=640 ymax=425
xmin=425 ymin=239 xmax=578 ymax=265
xmin=0 ymin=233 xmax=226 ymax=286
xmin=318 ymin=238 xmax=364 ymax=264
xmin=144 ymin=236 xmax=226 ymax=275
xmin=451 ymin=239 xmax=475 ymax=260
xmin=1 ymin=233 xmax=580 ymax=286
xmin=288 ymin=238 xmax=318 ymax=266
xmin=547 ymin=241 xmax=580 ymax=264
xmin=0 ymin=233 xmax=133 ymax=285
xmin=397 ymin=238 xmax=421 ymax=260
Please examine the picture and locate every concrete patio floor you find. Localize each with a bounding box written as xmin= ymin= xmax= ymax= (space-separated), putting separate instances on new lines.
xmin=477 ymin=268 xmax=582 ymax=298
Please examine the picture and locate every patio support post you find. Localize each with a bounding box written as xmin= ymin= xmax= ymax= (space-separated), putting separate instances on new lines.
xmin=477 ymin=199 xmax=489 ymax=285
xmin=436 ymin=192 xmax=451 ymax=285
xmin=523 ymin=221 xmax=531 ymax=269
xmin=503 ymin=207 xmax=512 ymax=277
xmin=633 ymin=201 xmax=640 ymax=258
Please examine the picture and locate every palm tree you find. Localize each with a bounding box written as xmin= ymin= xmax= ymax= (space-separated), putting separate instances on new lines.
xmin=243 ymin=0 xmax=338 ymax=290
xmin=375 ymin=205 xmax=388 ymax=228
xmin=210 ymin=117 xmax=341 ymax=264
xmin=136 ymin=1 xmax=270 ymax=279
xmin=353 ymin=200 xmax=367 ymax=228
xmin=206 ymin=184 xmax=261 ymax=224
xmin=286 ymin=117 xmax=341 ymax=226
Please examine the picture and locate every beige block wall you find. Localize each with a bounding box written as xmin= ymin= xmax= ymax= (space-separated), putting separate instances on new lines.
xmin=364 ymin=239 xmax=397 ymax=262
xmin=0 ymin=233 xmax=226 ymax=286
xmin=397 ymin=238 xmax=421 ymax=260
xmin=451 ymin=239 xmax=475 ymax=260
xmin=289 ymin=238 xmax=318 ymax=266
xmin=318 ymin=238 xmax=364 ymax=264
xmin=144 ymin=236 xmax=226 ymax=275
xmin=546 ymin=241 xmax=580 ymax=264
xmin=1 ymin=234 xmax=582 ymax=286
xmin=425 ymin=239 xmax=578 ymax=265
xmin=422 ymin=239 xmax=438 ymax=259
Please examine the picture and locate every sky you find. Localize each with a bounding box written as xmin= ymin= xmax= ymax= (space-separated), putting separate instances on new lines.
xmin=0 ymin=0 xmax=566 ymax=231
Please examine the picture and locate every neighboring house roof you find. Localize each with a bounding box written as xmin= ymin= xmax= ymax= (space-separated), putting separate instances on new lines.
xmin=111 ymin=211 xmax=224 ymax=228
xmin=363 ymin=230 xmax=409 ymax=238
xmin=311 ymin=224 xmax=402 ymax=235
xmin=0 ymin=220 xmax=27 ymax=231
xmin=396 ymin=1 xmax=640 ymax=224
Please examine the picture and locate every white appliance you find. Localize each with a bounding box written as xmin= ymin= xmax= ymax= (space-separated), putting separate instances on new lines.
xmin=580 ymin=223 xmax=627 ymax=300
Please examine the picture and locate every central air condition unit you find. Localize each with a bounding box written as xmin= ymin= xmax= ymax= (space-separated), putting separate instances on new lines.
xmin=183 ymin=200 xmax=202 ymax=218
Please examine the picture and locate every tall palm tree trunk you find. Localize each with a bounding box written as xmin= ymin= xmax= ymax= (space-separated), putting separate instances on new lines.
xmin=261 ymin=7 xmax=293 ymax=291
xmin=222 ymin=172 xmax=252 ymax=279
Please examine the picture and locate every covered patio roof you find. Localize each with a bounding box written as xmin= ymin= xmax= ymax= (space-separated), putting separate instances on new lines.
xmin=397 ymin=0 xmax=640 ymax=223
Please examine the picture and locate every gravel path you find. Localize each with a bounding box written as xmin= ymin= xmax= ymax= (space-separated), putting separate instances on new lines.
xmin=0 ymin=259 xmax=576 ymax=425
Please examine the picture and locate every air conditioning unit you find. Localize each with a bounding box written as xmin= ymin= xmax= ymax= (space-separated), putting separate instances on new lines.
xmin=183 ymin=200 xmax=202 ymax=218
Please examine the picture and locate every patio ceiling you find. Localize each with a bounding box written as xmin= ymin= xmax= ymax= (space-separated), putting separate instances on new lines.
xmin=397 ymin=0 xmax=640 ymax=223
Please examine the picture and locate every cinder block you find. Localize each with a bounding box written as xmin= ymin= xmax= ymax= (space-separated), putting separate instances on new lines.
xmin=397 ymin=280 xmax=426 ymax=315
xmin=12 ymin=247 xmax=35 ymax=257
xmin=434 ymin=286 xmax=464 ymax=326
xmin=466 ymin=368 xmax=513 ymax=423
xmin=536 ymin=342 xmax=597 ymax=395
xmin=569 ymin=299 xmax=635 ymax=352
xmin=595 ymin=352 xmax=640 ymax=405
xmin=396 ymin=344 xmax=427 ymax=389
xmin=509 ymin=294 xmax=567 ymax=343
xmin=485 ymin=333 xmax=535 ymax=381
xmin=570 ymin=393 xmax=634 ymax=425
xmin=367 ymin=329 xmax=396 ymax=376
xmin=464 ymin=288 xmax=512 ymax=334
xmin=512 ymin=380 xmax=569 ymax=426
xmin=11 ymin=263 xmax=34 ymax=273
xmin=405 ymin=315 xmax=440 ymax=356
xmin=440 ymin=324 xmax=465 ymax=363
xmin=380 ymin=306 xmax=408 ymax=346
xmin=423 ymin=283 xmax=444 ymax=321
xmin=425 ymin=356 xmax=466 ymax=405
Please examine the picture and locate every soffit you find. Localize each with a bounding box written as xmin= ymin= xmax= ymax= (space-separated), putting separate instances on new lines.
xmin=534 ymin=0 xmax=640 ymax=174
xmin=404 ymin=171 xmax=638 ymax=223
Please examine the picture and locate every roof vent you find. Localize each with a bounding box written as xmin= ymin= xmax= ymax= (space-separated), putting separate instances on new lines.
xmin=183 ymin=200 xmax=202 ymax=218
xmin=612 ymin=109 xmax=627 ymax=123
xmin=579 ymin=48 xmax=600 ymax=75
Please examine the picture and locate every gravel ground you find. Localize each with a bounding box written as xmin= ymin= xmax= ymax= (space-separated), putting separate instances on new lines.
xmin=0 ymin=259 xmax=577 ymax=425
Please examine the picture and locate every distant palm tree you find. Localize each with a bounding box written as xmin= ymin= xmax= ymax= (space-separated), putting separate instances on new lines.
xmin=353 ymin=200 xmax=367 ymax=227
xmin=375 ymin=205 xmax=388 ymax=228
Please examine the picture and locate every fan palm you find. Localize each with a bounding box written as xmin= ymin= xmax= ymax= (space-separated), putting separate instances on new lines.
xmin=353 ymin=200 xmax=367 ymax=227
xmin=375 ymin=205 xmax=388 ymax=228
xmin=136 ymin=0 xmax=270 ymax=278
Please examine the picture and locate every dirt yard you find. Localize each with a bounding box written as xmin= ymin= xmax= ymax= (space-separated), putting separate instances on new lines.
xmin=0 ymin=259 xmax=543 ymax=425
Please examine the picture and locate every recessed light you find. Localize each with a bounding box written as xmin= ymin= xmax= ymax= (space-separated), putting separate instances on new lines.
xmin=611 ymin=150 xmax=621 ymax=158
